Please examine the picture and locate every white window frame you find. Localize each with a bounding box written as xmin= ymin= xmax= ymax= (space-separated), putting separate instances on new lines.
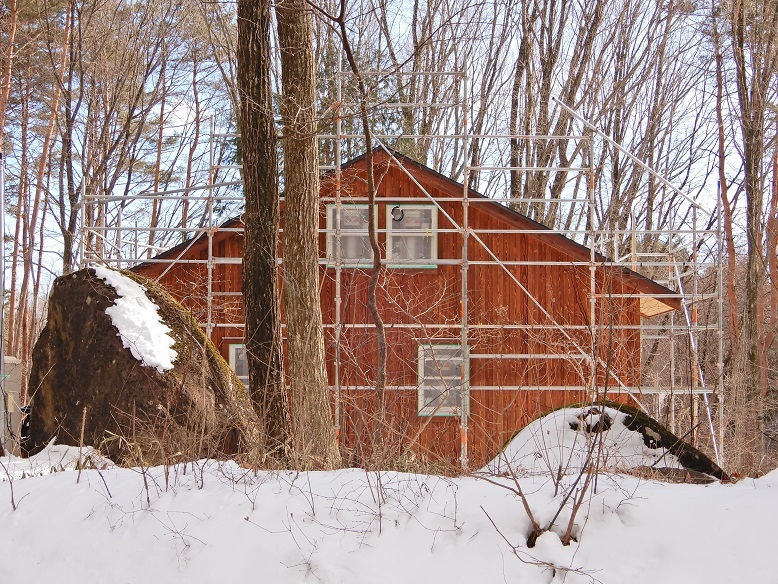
xmin=326 ymin=204 xmax=374 ymax=267
xmin=386 ymin=204 xmax=438 ymax=268
xmin=417 ymin=344 xmax=468 ymax=417
xmin=229 ymin=343 xmax=249 ymax=389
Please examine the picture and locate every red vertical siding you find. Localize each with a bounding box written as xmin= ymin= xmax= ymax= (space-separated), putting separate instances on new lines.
xmin=134 ymin=151 xmax=656 ymax=469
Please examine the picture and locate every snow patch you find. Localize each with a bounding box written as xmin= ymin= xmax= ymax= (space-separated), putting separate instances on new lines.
xmin=483 ymin=406 xmax=683 ymax=475
xmin=0 ymin=442 xmax=113 ymax=482
xmin=93 ymin=265 xmax=177 ymax=372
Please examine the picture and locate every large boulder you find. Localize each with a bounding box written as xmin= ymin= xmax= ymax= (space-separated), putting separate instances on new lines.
xmin=485 ymin=400 xmax=730 ymax=482
xmin=27 ymin=267 xmax=260 ymax=465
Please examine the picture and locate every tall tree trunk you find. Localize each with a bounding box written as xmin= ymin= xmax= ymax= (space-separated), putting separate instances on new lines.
xmin=0 ymin=0 xmax=18 ymax=149
xmin=330 ymin=0 xmax=388 ymax=457
xmin=726 ymin=0 xmax=778 ymax=471
xmin=60 ymin=0 xmax=79 ymax=273
xmin=712 ymin=24 xmax=740 ymax=361
xmin=13 ymin=76 xmax=31 ymax=400
xmin=148 ymin=54 xmax=167 ymax=257
xmin=182 ymin=45 xmax=201 ymax=240
xmin=509 ymin=2 xmax=535 ymax=208
xmin=277 ymin=0 xmax=340 ymax=470
xmin=17 ymin=59 xmax=64 ymax=403
xmin=237 ymin=0 xmax=289 ymax=462
xmin=762 ymin=137 xmax=778 ymax=396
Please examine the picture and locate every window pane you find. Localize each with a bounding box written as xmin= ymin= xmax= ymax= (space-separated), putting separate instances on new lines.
xmin=419 ymin=344 xmax=467 ymax=416
xmin=341 ymin=234 xmax=372 ymax=261
xmin=328 ymin=205 xmax=372 ymax=263
xmin=339 ymin=206 xmax=369 ymax=230
xmin=421 ymin=386 xmax=462 ymax=411
xmin=229 ymin=344 xmax=250 ymax=390
xmin=424 ymin=358 xmax=462 ymax=379
xmin=393 ymin=207 xmax=433 ymax=230
xmin=388 ymin=206 xmax=436 ymax=265
xmin=422 ymin=346 xmax=462 ymax=360
xmin=390 ymin=235 xmax=433 ymax=260
xmin=233 ymin=345 xmax=248 ymax=377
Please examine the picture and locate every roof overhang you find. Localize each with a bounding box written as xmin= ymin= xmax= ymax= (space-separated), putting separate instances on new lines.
xmin=640 ymin=297 xmax=678 ymax=318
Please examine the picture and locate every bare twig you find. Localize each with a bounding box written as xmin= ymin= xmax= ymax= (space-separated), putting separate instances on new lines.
xmin=77 ymin=406 xmax=87 ymax=484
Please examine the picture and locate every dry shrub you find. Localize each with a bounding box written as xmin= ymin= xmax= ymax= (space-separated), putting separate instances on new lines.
xmin=102 ymin=400 xmax=258 ymax=468
xmin=720 ymin=356 xmax=778 ymax=476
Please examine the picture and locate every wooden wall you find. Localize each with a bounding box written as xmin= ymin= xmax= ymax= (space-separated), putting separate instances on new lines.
xmin=135 ymin=152 xmax=645 ymax=469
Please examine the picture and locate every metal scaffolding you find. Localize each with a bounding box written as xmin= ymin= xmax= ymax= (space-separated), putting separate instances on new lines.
xmin=80 ymin=65 xmax=725 ymax=469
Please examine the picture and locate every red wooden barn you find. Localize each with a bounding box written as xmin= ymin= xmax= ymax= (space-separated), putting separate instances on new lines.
xmin=134 ymin=148 xmax=679 ymax=469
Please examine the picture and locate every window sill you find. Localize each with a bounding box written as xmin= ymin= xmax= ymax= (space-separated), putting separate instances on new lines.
xmin=418 ymin=410 xmax=466 ymax=418
xmin=386 ymin=264 xmax=437 ymax=270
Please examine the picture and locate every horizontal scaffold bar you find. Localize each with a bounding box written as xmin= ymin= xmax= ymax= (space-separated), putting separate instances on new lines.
xmin=327 ymin=385 xmax=716 ymax=395
xmin=316 ymin=133 xmax=589 ymax=140
xmin=199 ymin=322 xmax=714 ymax=332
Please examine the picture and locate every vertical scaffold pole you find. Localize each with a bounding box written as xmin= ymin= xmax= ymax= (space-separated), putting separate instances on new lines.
xmin=587 ymin=130 xmax=597 ymax=398
xmin=0 ymin=152 xmax=6 ymax=453
xmin=206 ymin=116 xmax=215 ymax=339
xmin=670 ymin=261 xmax=676 ymax=433
xmin=333 ymin=53 xmax=343 ymax=447
xmin=716 ymin=190 xmax=726 ymax=462
xmin=460 ymin=72 xmax=470 ymax=471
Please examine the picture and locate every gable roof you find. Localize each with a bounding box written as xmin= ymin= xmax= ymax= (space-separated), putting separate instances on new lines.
xmin=339 ymin=147 xmax=680 ymax=317
xmin=134 ymin=147 xmax=680 ymax=317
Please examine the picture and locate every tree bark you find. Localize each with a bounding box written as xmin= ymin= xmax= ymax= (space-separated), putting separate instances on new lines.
xmin=237 ymin=0 xmax=289 ymax=462
xmin=0 ymin=0 xmax=18 ymax=149
xmin=147 ymin=52 xmax=167 ymax=257
xmin=277 ymin=0 xmax=340 ymax=470
xmin=712 ymin=22 xmax=740 ymax=361
xmin=728 ymin=0 xmax=778 ymax=422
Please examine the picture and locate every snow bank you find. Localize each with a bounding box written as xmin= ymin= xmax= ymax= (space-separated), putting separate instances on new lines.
xmin=757 ymin=466 xmax=778 ymax=487
xmin=0 ymin=443 xmax=112 ymax=482
xmin=1 ymin=445 xmax=775 ymax=584
xmin=483 ymin=406 xmax=683 ymax=475
xmin=94 ymin=266 xmax=177 ymax=372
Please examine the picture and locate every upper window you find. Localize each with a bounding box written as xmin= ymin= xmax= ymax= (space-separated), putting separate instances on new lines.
xmin=418 ymin=344 xmax=468 ymax=417
xmin=386 ymin=205 xmax=437 ymax=268
xmin=229 ymin=343 xmax=249 ymax=390
xmin=326 ymin=204 xmax=373 ymax=266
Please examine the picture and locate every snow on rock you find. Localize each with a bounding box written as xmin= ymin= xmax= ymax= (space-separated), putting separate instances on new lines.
xmin=94 ymin=265 xmax=177 ymax=372
xmin=483 ymin=406 xmax=684 ymax=475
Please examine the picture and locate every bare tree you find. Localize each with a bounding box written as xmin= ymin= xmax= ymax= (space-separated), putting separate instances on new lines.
xmin=0 ymin=0 xmax=19 ymax=149
xmin=237 ymin=0 xmax=289 ymax=462
xmin=726 ymin=0 xmax=778 ymax=402
xmin=311 ymin=0 xmax=389 ymax=456
xmin=277 ymin=0 xmax=340 ymax=469
xmin=711 ymin=4 xmax=741 ymax=362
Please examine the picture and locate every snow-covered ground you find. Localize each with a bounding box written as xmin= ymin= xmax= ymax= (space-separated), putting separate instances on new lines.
xmin=2 ymin=419 xmax=776 ymax=583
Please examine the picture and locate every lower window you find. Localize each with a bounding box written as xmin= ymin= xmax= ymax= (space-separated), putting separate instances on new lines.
xmin=418 ymin=344 xmax=468 ymax=417
xmin=228 ymin=343 xmax=249 ymax=389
